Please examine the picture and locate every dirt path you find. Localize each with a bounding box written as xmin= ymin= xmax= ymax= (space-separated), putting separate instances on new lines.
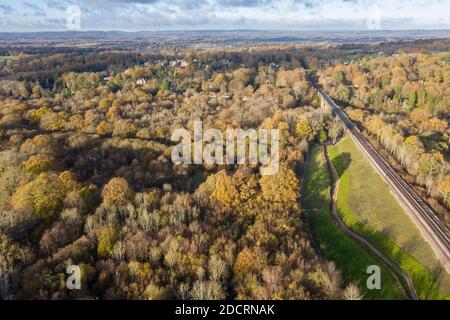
xmin=323 ymin=145 xmax=419 ymax=300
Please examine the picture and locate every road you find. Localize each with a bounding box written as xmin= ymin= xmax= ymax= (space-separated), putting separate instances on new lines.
xmin=317 ymin=88 xmax=450 ymax=275
xmin=323 ymin=145 xmax=418 ymax=300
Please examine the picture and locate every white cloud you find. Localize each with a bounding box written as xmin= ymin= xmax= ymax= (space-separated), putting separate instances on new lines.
xmin=0 ymin=0 xmax=449 ymax=31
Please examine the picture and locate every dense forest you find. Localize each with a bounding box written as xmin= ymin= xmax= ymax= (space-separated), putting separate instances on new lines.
xmin=0 ymin=48 xmax=359 ymax=300
xmin=319 ymin=52 xmax=450 ymax=226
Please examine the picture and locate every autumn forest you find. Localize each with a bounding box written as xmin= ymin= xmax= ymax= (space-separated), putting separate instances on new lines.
xmin=0 ymin=37 xmax=449 ymax=300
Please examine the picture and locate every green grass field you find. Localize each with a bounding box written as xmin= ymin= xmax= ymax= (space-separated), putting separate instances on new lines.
xmin=0 ymin=56 xmax=15 ymax=61
xmin=329 ymin=136 xmax=450 ymax=299
xmin=302 ymin=146 xmax=403 ymax=299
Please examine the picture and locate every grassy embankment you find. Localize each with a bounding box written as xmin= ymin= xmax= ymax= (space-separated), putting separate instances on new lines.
xmin=0 ymin=56 xmax=15 ymax=61
xmin=328 ymin=136 xmax=450 ymax=299
xmin=302 ymin=146 xmax=402 ymax=299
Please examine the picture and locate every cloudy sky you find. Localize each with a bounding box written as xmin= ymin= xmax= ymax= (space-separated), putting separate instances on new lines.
xmin=0 ymin=0 xmax=449 ymax=32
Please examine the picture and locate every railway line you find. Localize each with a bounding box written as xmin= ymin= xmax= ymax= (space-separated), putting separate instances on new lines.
xmin=317 ymin=88 xmax=450 ymax=275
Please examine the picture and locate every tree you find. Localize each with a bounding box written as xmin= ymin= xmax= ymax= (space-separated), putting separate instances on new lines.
xmin=410 ymin=108 xmax=431 ymax=124
xmin=211 ymin=170 xmax=239 ymax=208
xmin=19 ymin=134 xmax=56 ymax=157
xmin=208 ymin=256 xmax=227 ymax=282
xmin=99 ymin=98 xmax=112 ymax=110
xmin=23 ymin=155 xmax=53 ymax=175
xmin=282 ymin=94 xmax=296 ymax=109
xmin=436 ymin=177 xmax=450 ymax=208
xmin=332 ymin=70 xmax=346 ymax=84
xmin=346 ymin=109 xmax=364 ymax=123
xmin=420 ymin=118 xmax=448 ymax=133
xmin=261 ymin=266 xmax=282 ymax=298
xmin=334 ymin=85 xmax=350 ymax=101
xmin=318 ymin=129 xmax=327 ymax=144
xmin=97 ymin=227 xmax=119 ymax=258
xmin=96 ymin=121 xmax=112 ymax=136
xmin=40 ymin=111 xmax=65 ymax=131
xmin=309 ymin=262 xmax=342 ymax=299
xmin=112 ymin=119 xmax=137 ymax=137
xmin=189 ymin=280 xmax=225 ymax=300
xmin=101 ymin=177 xmax=134 ymax=206
xmin=403 ymin=136 xmax=424 ymax=157
xmin=343 ymin=283 xmax=363 ymax=300
xmin=418 ymin=152 xmax=443 ymax=178
xmin=259 ymin=164 xmax=299 ymax=204
xmin=295 ymin=117 xmax=313 ymax=141
xmin=0 ymin=234 xmax=28 ymax=299
xmin=11 ymin=173 xmax=66 ymax=220
xmin=365 ymin=115 xmax=385 ymax=137
xmin=403 ymin=136 xmax=425 ymax=174
xmin=39 ymin=221 xmax=71 ymax=254
xmin=145 ymin=284 xmax=171 ymax=300
xmin=233 ymin=248 xmax=263 ymax=279
xmin=328 ymin=118 xmax=342 ymax=144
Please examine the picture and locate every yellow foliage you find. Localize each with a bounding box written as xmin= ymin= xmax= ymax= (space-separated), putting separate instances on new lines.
xmin=365 ymin=116 xmax=385 ymax=135
xmin=346 ymin=109 xmax=365 ymax=123
xmin=96 ymin=120 xmax=112 ymax=136
xmin=128 ymin=261 xmax=152 ymax=281
xmin=11 ymin=173 xmax=66 ymax=220
xmin=437 ymin=176 xmax=450 ymax=208
xmin=106 ymin=106 xmax=120 ymax=120
xmin=59 ymin=171 xmax=80 ymax=191
xmin=40 ymin=111 xmax=66 ymax=131
xmin=97 ymin=227 xmax=118 ymax=258
xmin=233 ymin=248 xmax=264 ymax=279
xmin=69 ymin=114 xmax=84 ymax=131
xmin=20 ymin=134 xmax=55 ymax=155
xmin=211 ymin=170 xmax=239 ymax=208
xmin=101 ymin=177 xmax=134 ymax=205
xmin=238 ymin=175 xmax=258 ymax=202
xmin=112 ymin=119 xmax=137 ymax=137
xmin=23 ymin=154 xmax=53 ymax=175
xmin=295 ymin=117 xmax=313 ymax=141
xmin=420 ymin=118 xmax=448 ymax=133
xmin=99 ymin=98 xmax=112 ymax=110
xmin=31 ymin=106 xmax=51 ymax=121
xmin=259 ymin=164 xmax=299 ymax=204
xmin=410 ymin=108 xmax=432 ymax=123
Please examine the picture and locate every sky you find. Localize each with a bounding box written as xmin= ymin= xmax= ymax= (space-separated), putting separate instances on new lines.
xmin=0 ymin=0 xmax=449 ymax=32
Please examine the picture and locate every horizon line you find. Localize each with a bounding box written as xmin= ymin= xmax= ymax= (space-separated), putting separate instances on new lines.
xmin=2 ymin=28 xmax=450 ymax=34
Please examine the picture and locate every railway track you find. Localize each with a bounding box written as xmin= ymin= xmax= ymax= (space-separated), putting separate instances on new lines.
xmin=318 ymin=88 xmax=450 ymax=275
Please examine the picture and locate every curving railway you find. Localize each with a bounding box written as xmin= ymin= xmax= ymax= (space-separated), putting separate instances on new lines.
xmin=317 ymin=88 xmax=450 ymax=275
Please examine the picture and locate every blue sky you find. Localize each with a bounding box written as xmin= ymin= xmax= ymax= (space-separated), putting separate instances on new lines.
xmin=0 ymin=0 xmax=449 ymax=32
